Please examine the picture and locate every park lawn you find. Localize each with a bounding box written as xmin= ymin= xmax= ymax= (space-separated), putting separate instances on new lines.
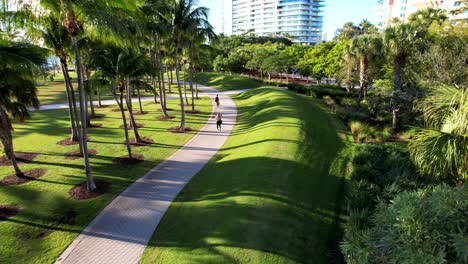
xmin=0 ymin=97 xmax=212 ymax=264
xmin=142 ymin=88 xmax=346 ymax=264
xmin=195 ymin=72 xmax=264 ymax=91
xmin=36 ymin=79 xmax=157 ymax=105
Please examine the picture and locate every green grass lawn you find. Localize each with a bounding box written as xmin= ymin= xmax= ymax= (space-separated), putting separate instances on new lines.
xmin=0 ymin=98 xmax=212 ymax=263
xmin=195 ymin=72 xmax=264 ymax=91
xmin=142 ymin=88 xmax=346 ymax=263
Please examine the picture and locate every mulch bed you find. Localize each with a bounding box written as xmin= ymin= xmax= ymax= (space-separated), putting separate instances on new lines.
xmin=159 ymin=108 xmax=174 ymax=112
xmin=69 ymin=180 xmax=112 ymax=200
xmin=87 ymin=123 xmax=103 ymax=128
xmin=112 ymin=108 xmax=128 ymax=112
xmin=0 ymin=168 xmax=47 ymax=186
xmin=133 ymin=111 xmax=148 ymax=115
xmin=112 ymin=154 xmax=144 ymax=165
xmin=0 ymin=152 xmax=38 ymax=166
xmin=120 ymin=123 xmax=144 ymax=129
xmin=129 ymin=137 xmax=154 ymax=147
xmin=185 ymin=110 xmax=201 ymax=114
xmin=90 ymin=113 xmax=106 ymax=119
xmin=57 ymin=137 xmax=90 ymax=146
xmin=157 ymin=115 xmax=176 ymax=121
xmin=65 ymin=149 xmax=98 ymax=160
xmin=0 ymin=205 xmax=19 ymax=221
xmin=168 ymin=127 xmax=194 ymax=133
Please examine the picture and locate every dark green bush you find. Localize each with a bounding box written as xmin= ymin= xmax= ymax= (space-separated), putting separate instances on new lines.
xmin=348 ymin=179 xmax=380 ymax=211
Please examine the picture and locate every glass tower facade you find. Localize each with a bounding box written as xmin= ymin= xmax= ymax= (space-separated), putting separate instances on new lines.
xmin=225 ymin=0 xmax=325 ymax=45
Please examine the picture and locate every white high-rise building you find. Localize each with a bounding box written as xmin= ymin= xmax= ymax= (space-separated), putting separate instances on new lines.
xmin=377 ymin=0 xmax=468 ymax=29
xmin=223 ymin=0 xmax=325 ymax=45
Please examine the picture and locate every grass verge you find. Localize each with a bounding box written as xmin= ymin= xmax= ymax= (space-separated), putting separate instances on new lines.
xmin=142 ymin=88 xmax=346 ymax=263
xmin=0 ymin=98 xmax=211 ymax=263
xmin=195 ymin=72 xmax=264 ymax=91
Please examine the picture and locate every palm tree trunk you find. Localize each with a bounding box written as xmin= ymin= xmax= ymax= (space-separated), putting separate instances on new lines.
xmin=158 ymin=70 xmax=170 ymax=118
xmin=137 ymin=85 xmax=143 ymax=113
xmin=189 ymin=49 xmax=195 ymax=112
xmin=166 ymin=68 xmax=172 ymax=93
xmin=0 ymin=108 xmax=22 ymax=177
xmin=97 ymin=87 xmax=102 ymax=107
xmin=63 ymin=62 xmax=83 ymax=153
xmin=85 ymin=93 xmax=91 ymax=127
xmin=60 ymin=60 xmax=78 ymax=141
xmin=89 ymin=94 xmax=95 ymax=117
xmin=114 ymin=86 xmax=132 ymax=158
xmin=359 ymin=56 xmax=368 ymax=101
xmin=174 ymin=37 xmax=186 ymax=131
xmin=393 ymin=55 xmax=405 ymax=91
xmin=125 ymin=81 xmax=141 ymax=143
xmin=183 ymin=67 xmax=189 ymax=105
xmin=71 ymin=35 xmax=96 ymax=192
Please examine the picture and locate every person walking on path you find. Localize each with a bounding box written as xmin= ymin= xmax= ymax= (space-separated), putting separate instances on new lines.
xmin=215 ymin=94 xmax=220 ymax=107
xmin=216 ymin=112 xmax=223 ymax=131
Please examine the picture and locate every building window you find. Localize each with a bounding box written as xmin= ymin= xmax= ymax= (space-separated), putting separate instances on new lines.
xmin=402 ymin=0 xmax=407 ymax=3
xmin=401 ymin=6 xmax=406 ymax=10
xmin=454 ymin=1 xmax=461 ymax=6
xmin=400 ymin=13 xmax=405 ymax=17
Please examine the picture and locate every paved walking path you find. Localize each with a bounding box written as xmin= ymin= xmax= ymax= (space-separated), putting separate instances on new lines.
xmin=55 ymin=85 xmax=238 ymax=264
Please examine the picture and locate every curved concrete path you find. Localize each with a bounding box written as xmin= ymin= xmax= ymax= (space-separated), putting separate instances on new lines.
xmin=55 ymin=85 xmax=238 ymax=264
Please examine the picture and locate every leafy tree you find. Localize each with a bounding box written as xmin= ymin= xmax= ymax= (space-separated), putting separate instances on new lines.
xmin=0 ymin=40 xmax=47 ymax=177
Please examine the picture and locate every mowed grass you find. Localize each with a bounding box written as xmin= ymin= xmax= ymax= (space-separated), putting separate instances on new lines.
xmin=0 ymin=98 xmax=212 ymax=263
xmin=142 ymin=88 xmax=345 ymax=263
xmin=196 ymin=72 xmax=264 ymax=91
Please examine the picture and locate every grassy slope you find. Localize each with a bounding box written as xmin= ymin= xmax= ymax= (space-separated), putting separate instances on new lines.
xmin=0 ymin=98 xmax=211 ymax=263
xmin=195 ymin=72 xmax=264 ymax=91
xmin=142 ymin=88 xmax=345 ymax=263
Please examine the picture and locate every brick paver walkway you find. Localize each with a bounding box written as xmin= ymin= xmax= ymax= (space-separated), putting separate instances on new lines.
xmin=55 ymin=85 xmax=237 ymax=264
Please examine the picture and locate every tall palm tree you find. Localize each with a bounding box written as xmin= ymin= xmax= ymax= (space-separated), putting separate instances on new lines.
xmin=39 ymin=0 xmax=139 ymax=191
xmin=408 ymin=8 xmax=448 ymax=29
xmin=408 ymin=84 xmax=467 ymax=182
xmin=186 ymin=25 xmax=216 ymax=111
xmin=0 ymin=41 xmax=47 ymax=177
xmin=347 ymin=34 xmax=382 ymax=100
xmin=383 ymin=23 xmax=425 ymax=129
xmin=31 ymin=14 xmax=81 ymax=144
xmin=165 ymin=0 xmax=209 ymax=131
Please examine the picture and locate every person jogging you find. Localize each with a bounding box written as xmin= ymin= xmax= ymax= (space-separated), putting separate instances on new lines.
xmin=216 ymin=112 xmax=223 ymax=131
xmin=214 ymin=94 xmax=220 ymax=107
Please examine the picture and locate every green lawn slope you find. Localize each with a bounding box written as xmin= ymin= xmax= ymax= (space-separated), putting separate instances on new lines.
xmin=0 ymin=98 xmax=211 ymax=263
xmin=142 ymin=88 xmax=345 ymax=263
xmin=195 ymin=72 xmax=264 ymax=91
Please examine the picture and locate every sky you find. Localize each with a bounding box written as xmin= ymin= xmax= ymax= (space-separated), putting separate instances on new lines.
xmin=199 ymin=0 xmax=378 ymax=40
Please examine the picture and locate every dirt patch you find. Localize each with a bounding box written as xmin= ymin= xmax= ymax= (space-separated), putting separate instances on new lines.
xmin=87 ymin=123 xmax=103 ymax=128
xmin=159 ymin=108 xmax=174 ymax=112
xmin=112 ymin=154 xmax=144 ymax=165
xmin=65 ymin=149 xmax=98 ymax=160
xmin=129 ymin=137 xmax=154 ymax=147
xmin=0 ymin=205 xmax=19 ymax=221
xmin=0 ymin=152 xmax=38 ymax=166
xmin=69 ymin=180 xmax=112 ymax=200
xmin=57 ymin=138 xmax=90 ymax=146
xmin=112 ymin=108 xmax=128 ymax=112
xmin=133 ymin=111 xmax=148 ymax=115
xmin=90 ymin=113 xmax=106 ymax=119
xmin=185 ymin=110 xmax=201 ymax=114
xmin=120 ymin=123 xmax=144 ymax=129
xmin=157 ymin=115 xmax=176 ymax=121
xmin=0 ymin=168 xmax=47 ymax=186
xmin=168 ymin=127 xmax=194 ymax=133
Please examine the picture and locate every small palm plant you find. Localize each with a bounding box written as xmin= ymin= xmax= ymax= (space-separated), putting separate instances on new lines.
xmin=0 ymin=40 xmax=47 ymax=177
xmin=408 ymin=83 xmax=468 ymax=182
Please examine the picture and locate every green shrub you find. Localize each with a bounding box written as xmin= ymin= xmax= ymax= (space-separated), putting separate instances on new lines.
xmin=344 ymin=209 xmax=371 ymax=234
xmin=342 ymin=185 xmax=468 ymax=264
xmin=349 ymin=121 xmax=370 ymax=143
xmin=348 ymin=179 xmax=380 ymax=211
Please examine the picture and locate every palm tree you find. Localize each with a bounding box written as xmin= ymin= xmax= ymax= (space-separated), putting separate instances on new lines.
xmin=39 ymin=0 xmax=138 ymax=191
xmin=0 ymin=41 xmax=47 ymax=177
xmin=408 ymin=8 xmax=448 ymax=29
xmin=408 ymin=84 xmax=467 ymax=182
xmin=32 ymin=15 xmax=81 ymax=144
xmin=383 ymin=23 xmax=425 ymax=129
xmin=165 ymin=0 xmax=209 ymax=131
xmin=186 ymin=25 xmax=216 ymax=111
xmin=347 ymin=34 xmax=382 ymax=100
